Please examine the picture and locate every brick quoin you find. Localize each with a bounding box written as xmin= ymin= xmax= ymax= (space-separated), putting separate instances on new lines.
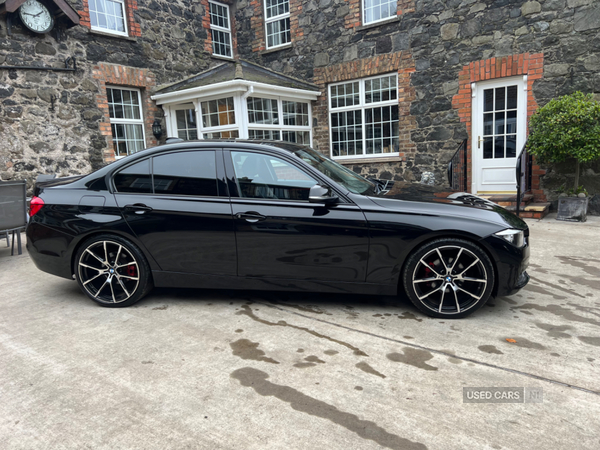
xmin=79 ymin=0 xmax=141 ymax=37
xmin=313 ymin=52 xmax=417 ymax=162
xmin=344 ymin=0 xmax=414 ymax=29
xmin=452 ymin=52 xmax=547 ymax=201
xmin=92 ymin=64 xmax=158 ymax=162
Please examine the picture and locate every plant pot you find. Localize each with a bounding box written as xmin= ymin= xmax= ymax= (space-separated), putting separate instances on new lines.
xmin=556 ymin=196 xmax=589 ymax=222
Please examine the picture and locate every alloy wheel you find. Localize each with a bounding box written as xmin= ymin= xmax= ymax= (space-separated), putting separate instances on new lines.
xmin=77 ymin=240 xmax=140 ymax=304
xmin=411 ymin=245 xmax=488 ymax=315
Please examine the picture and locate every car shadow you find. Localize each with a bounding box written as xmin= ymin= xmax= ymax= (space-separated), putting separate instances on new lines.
xmin=139 ymin=286 xmax=419 ymax=316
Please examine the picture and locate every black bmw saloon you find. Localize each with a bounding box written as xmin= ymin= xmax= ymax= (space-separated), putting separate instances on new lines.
xmin=27 ymin=140 xmax=529 ymax=318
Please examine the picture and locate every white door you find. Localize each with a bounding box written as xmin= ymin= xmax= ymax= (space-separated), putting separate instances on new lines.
xmin=472 ymin=76 xmax=527 ymax=194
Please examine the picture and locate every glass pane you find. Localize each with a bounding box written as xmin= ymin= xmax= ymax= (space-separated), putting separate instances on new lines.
xmin=202 ymin=97 xmax=235 ymax=128
xmin=365 ymin=75 xmax=397 ymax=104
xmin=507 ymin=86 xmax=518 ymax=109
xmin=176 ymin=110 xmax=187 ymax=129
xmin=153 ymin=151 xmax=217 ymax=196
xmin=495 ymin=87 xmax=505 ymax=110
xmin=484 ymin=89 xmax=493 ymax=112
xmin=506 ymin=110 xmax=517 ymax=134
xmin=231 ymin=151 xmax=315 ymax=200
xmin=483 ymin=137 xmax=493 ymax=159
xmin=203 ymin=130 xmax=239 ymax=139
xmin=506 ymin=135 xmax=517 ymax=158
xmin=495 ymin=112 xmax=505 ymax=135
xmin=114 ymin=159 xmax=152 ymax=193
xmin=483 ymin=113 xmax=493 ymax=136
xmin=494 ymin=136 xmax=505 ymax=159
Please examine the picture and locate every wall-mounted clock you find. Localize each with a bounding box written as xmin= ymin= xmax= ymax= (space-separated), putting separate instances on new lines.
xmin=19 ymin=0 xmax=54 ymax=34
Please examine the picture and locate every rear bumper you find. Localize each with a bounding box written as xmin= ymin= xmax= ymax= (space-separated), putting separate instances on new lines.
xmin=26 ymin=222 xmax=74 ymax=280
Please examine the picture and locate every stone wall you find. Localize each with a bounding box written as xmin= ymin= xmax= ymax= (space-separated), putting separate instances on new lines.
xmin=0 ymin=0 xmax=213 ymax=190
xmin=234 ymin=0 xmax=600 ymax=198
xmin=2 ymin=0 xmax=600 ymax=208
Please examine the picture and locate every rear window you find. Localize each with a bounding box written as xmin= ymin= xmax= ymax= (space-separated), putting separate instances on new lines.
xmin=114 ymin=151 xmax=218 ymax=197
xmin=114 ymin=159 xmax=152 ymax=193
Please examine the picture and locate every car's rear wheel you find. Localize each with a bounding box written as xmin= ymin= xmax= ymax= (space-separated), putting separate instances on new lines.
xmin=74 ymin=234 xmax=153 ymax=307
xmin=402 ymin=238 xmax=494 ymax=318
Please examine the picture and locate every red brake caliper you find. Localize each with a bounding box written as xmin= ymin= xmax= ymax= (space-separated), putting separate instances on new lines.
xmin=126 ymin=265 xmax=137 ymax=277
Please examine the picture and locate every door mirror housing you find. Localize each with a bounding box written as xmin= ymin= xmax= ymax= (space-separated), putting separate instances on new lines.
xmin=309 ymin=185 xmax=338 ymax=204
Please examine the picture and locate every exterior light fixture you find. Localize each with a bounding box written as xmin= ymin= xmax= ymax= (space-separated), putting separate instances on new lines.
xmin=152 ymin=119 xmax=163 ymax=139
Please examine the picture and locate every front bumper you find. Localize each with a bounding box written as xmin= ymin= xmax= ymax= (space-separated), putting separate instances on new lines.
xmin=483 ymin=235 xmax=530 ymax=298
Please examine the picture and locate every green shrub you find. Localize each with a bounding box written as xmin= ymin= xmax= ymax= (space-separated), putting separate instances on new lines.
xmin=527 ymin=91 xmax=600 ymax=190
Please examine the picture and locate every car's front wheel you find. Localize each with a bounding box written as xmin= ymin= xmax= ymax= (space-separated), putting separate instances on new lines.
xmin=402 ymin=238 xmax=494 ymax=318
xmin=74 ymin=234 xmax=153 ymax=307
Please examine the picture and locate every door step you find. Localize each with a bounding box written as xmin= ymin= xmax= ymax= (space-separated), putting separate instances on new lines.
xmin=505 ymin=202 xmax=551 ymax=219
xmin=479 ymin=194 xmax=534 ymax=208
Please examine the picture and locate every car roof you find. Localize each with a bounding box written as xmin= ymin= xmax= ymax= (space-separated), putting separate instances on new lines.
xmin=139 ymin=139 xmax=305 ymax=157
xmin=76 ymin=140 xmax=312 ymax=188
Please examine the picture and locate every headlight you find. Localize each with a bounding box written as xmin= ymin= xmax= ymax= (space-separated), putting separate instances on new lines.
xmin=494 ymin=229 xmax=525 ymax=247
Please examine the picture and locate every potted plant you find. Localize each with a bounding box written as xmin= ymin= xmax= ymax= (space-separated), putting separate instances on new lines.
xmin=527 ymin=91 xmax=600 ymax=222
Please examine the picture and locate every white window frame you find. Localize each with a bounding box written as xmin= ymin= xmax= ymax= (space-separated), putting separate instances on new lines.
xmin=329 ymin=74 xmax=399 ymax=160
xmin=362 ymin=0 xmax=398 ymax=26
xmin=170 ymin=103 xmax=199 ymax=141
xmin=89 ymin=0 xmax=128 ymax=37
xmin=209 ymin=1 xmax=233 ymax=58
xmin=264 ymin=0 xmax=291 ymax=50
xmin=106 ymin=86 xmax=146 ymax=159
xmin=246 ymin=95 xmax=312 ymax=145
xmin=198 ymin=94 xmax=240 ymax=139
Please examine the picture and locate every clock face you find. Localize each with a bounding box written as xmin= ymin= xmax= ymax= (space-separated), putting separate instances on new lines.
xmin=19 ymin=0 xmax=54 ymax=34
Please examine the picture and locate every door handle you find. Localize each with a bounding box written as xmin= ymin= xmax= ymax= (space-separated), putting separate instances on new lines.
xmin=124 ymin=203 xmax=153 ymax=213
xmin=235 ymin=211 xmax=266 ymax=223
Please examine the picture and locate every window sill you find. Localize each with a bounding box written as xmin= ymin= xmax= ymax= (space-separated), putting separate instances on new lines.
xmin=211 ymin=54 xmax=235 ymax=62
xmin=335 ymin=155 xmax=402 ymax=165
xmin=355 ymin=15 xmax=400 ymax=32
xmin=260 ymin=43 xmax=293 ymax=55
xmin=87 ymin=29 xmax=137 ymax=42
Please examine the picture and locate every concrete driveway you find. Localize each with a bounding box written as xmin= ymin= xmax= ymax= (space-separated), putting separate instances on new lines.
xmin=1 ymin=214 xmax=599 ymax=450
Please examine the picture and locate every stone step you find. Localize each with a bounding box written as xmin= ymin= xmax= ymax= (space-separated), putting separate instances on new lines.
xmin=505 ymin=202 xmax=551 ymax=220
xmin=481 ymin=194 xmax=534 ymax=207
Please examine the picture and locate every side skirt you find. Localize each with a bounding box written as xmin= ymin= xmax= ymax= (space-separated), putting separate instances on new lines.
xmin=152 ymin=271 xmax=397 ymax=296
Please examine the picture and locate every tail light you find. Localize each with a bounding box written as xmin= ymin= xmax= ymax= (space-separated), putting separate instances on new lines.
xmin=30 ymin=196 xmax=45 ymax=217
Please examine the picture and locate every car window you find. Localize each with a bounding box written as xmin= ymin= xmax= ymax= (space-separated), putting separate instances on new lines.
xmin=114 ymin=159 xmax=152 ymax=193
xmin=231 ymin=151 xmax=316 ymax=200
xmin=153 ymin=151 xmax=218 ymax=196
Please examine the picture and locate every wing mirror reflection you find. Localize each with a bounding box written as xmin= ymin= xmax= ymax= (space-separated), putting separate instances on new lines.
xmin=309 ymin=184 xmax=338 ymax=204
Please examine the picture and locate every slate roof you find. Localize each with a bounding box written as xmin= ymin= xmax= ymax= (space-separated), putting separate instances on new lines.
xmin=155 ymin=60 xmax=319 ymax=95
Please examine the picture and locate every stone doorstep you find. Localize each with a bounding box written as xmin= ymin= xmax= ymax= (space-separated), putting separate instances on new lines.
xmin=505 ymin=202 xmax=551 ymax=220
xmin=480 ymin=194 xmax=534 ymax=207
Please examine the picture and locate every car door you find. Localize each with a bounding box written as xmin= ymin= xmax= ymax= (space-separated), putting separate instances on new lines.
xmin=225 ymin=149 xmax=369 ymax=282
xmin=113 ymin=149 xmax=236 ymax=276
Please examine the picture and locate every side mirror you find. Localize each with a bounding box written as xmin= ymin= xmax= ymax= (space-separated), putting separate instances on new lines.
xmin=309 ymin=184 xmax=338 ymax=204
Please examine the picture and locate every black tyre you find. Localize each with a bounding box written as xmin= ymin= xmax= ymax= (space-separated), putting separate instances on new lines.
xmin=74 ymin=234 xmax=153 ymax=307
xmin=402 ymin=238 xmax=495 ymax=319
